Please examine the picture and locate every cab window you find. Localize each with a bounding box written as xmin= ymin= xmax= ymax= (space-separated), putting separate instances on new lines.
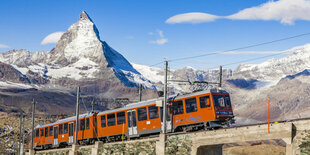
xmin=213 ymin=95 xmax=227 ymax=107
xmin=200 ymin=96 xmax=210 ymax=108
xmin=117 ymin=112 xmax=126 ymax=125
xmin=225 ymin=96 xmax=231 ymax=107
xmin=107 ymin=113 xmax=116 ymax=126
xmin=185 ymin=98 xmax=197 ymax=113
xmin=148 ymin=106 xmax=159 ymax=119
xmin=172 ymin=100 xmax=184 ymax=115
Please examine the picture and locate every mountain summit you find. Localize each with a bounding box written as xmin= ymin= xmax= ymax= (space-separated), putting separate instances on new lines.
xmin=0 ymin=11 xmax=156 ymax=100
xmin=79 ymin=11 xmax=93 ymax=21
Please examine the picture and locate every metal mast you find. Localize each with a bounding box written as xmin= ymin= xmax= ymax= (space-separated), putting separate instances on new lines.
xmin=31 ymin=99 xmax=35 ymax=150
xmin=74 ymin=87 xmax=80 ymax=144
xmin=162 ymin=61 xmax=168 ymax=134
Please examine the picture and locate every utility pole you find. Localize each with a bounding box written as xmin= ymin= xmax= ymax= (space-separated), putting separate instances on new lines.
xmin=74 ymin=87 xmax=80 ymax=145
xmin=21 ymin=115 xmax=24 ymax=155
xmin=91 ymin=100 xmax=95 ymax=113
xmin=219 ymin=66 xmax=223 ymax=88
xmin=162 ymin=61 xmax=168 ymax=134
xmin=139 ymin=84 xmax=142 ymax=102
xmin=31 ymin=99 xmax=36 ymax=150
xmin=18 ymin=113 xmax=22 ymax=155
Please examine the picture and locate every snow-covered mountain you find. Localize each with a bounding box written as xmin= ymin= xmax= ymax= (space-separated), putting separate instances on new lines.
xmin=234 ymin=44 xmax=310 ymax=81
xmin=132 ymin=63 xmax=232 ymax=93
xmin=0 ymin=11 xmax=156 ymax=95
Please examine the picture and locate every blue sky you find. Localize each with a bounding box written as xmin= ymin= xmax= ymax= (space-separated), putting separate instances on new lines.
xmin=1 ymin=0 xmax=310 ymax=70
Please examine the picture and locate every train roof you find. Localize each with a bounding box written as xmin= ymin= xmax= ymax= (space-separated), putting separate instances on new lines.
xmin=35 ymin=89 xmax=229 ymax=128
xmin=97 ymin=89 xmax=228 ymax=115
xmin=35 ymin=112 xmax=94 ymax=129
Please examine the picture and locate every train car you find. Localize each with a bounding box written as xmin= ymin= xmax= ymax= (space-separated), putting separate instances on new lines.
xmin=33 ymin=112 xmax=97 ymax=149
xmin=170 ymin=89 xmax=234 ymax=132
xmin=96 ymin=98 xmax=164 ymax=141
xmin=31 ymin=89 xmax=234 ymax=150
xmin=96 ymin=89 xmax=234 ymax=140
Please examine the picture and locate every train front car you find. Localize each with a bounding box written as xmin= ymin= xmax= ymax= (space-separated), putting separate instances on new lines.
xmin=211 ymin=89 xmax=234 ymax=127
xmin=170 ymin=89 xmax=234 ymax=132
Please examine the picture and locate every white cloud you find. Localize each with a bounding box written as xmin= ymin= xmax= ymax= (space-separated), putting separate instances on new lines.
xmin=41 ymin=32 xmax=65 ymax=45
xmin=217 ymin=51 xmax=286 ymax=55
xmin=166 ymin=0 xmax=310 ymax=25
xmin=149 ymin=30 xmax=168 ymax=45
xmin=150 ymin=38 xmax=168 ymax=45
xmin=166 ymin=12 xmax=219 ymax=24
xmin=226 ymin=0 xmax=310 ymax=25
xmin=0 ymin=44 xmax=9 ymax=49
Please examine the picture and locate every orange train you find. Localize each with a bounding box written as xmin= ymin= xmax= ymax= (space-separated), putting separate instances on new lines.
xmin=33 ymin=89 xmax=234 ymax=149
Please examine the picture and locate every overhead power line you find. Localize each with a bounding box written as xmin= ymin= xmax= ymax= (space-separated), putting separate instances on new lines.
xmin=147 ymin=32 xmax=310 ymax=68
xmin=207 ymin=49 xmax=292 ymax=70
xmin=169 ymin=32 xmax=310 ymax=63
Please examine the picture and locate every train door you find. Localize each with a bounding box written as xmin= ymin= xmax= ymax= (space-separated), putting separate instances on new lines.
xmin=127 ymin=110 xmax=138 ymax=136
xmin=68 ymin=122 xmax=74 ymax=144
xmin=53 ymin=126 xmax=58 ymax=145
xmin=161 ymin=105 xmax=172 ymax=132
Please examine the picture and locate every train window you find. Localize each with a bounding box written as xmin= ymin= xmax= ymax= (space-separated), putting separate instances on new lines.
xmin=64 ymin=123 xmax=68 ymax=134
xmin=59 ymin=124 xmax=63 ymax=134
xmin=40 ymin=129 xmax=44 ymax=137
xmin=138 ymin=107 xmax=147 ymax=121
xmin=86 ymin=118 xmax=90 ymax=130
xmin=200 ymin=96 xmax=210 ymax=108
xmin=45 ymin=127 xmax=48 ymax=137
xmin=172 ymin=100 xmax=184 ymax=115
xmin=213 ymin=95 xmax=225 ymax=107
xmin=117 ymin=112 xmax=126 ymax=125
xmin=148 ymin=106 xmax=159 ymax=119
xmin=35 ymin=129 xmax=39 ymax=137
xmin=185 ymin=98 xmax=197 ymax=113
xmin=101 ymin=115 xmax=106 ymax=127
xmin=49 ymin=126 xmax=53 ymax=136
xmin=225 ymin=96 xmax=231 ymax=107
xmin=107 ymin=114 xmax=116 ymax=126
xmin=80 ymin=119 xmax=85 ymax=131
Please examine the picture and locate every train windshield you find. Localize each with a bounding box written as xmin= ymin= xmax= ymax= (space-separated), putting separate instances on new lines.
xmin=213 ymin=95 xmax=231 ymax=107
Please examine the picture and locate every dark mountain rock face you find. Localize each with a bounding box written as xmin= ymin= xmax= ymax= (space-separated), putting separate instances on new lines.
xmin=0 ymin=62 xmax=30 ymax=84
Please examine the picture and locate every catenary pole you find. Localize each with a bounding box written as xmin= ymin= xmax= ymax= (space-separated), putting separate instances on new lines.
xmin=21 ymin=115 xmax=24 ymax=155
xmin=18 ymin=113 xmax=22 ymax=155
xmin=31 ymin=99 xmax=35 ymax=150
xmin=139 ymin=84 xmax=142 ymax=102
xmin=91 ymin=100 xmax=95 ymax=113
xmin=162 ymin=61 xmax=168 ymax=134
xmin=75 ymin=87 xmax=80 ymax=144
xmin=219 ymin=66 xmax=223 ymax=88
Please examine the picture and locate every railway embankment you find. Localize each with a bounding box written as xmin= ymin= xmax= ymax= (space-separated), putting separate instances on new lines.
xmin=29 ymin=118 xmax=310 ymax=155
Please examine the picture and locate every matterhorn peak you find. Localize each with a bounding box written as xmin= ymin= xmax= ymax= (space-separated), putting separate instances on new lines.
xmin=79 ymin=11 xmax=93 ymax=22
